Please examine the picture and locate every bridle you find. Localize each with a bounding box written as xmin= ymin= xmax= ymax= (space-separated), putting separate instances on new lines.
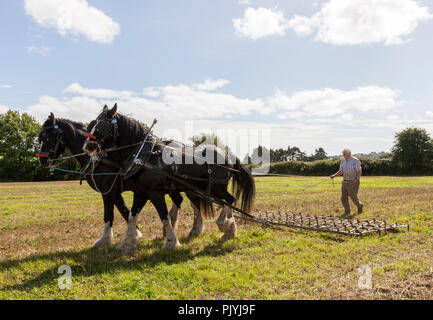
xmin=36 ymin=125 xmax=65 ymax=163
xmin=85 ymin=114 xmax=119 ymax=152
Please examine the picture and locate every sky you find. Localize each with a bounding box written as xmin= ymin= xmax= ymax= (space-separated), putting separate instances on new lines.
xmin=1 ymin=0 xmax=433 ymax=157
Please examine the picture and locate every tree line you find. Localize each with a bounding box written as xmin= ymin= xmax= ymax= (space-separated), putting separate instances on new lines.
xmin=245 ymin=127 xmax=433 ymax=175
xmin=1 ymin=109 xmax=433 ymax=181
xmin=0 ymin=110 xmax=79 ymax=182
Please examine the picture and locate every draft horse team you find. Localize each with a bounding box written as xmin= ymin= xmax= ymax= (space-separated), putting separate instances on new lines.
xmin=37 ymin=104 xmax=255 ymax=254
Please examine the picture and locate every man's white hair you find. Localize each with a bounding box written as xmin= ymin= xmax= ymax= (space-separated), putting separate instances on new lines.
xmin=342 ymin=148 xmax=351 ymax=155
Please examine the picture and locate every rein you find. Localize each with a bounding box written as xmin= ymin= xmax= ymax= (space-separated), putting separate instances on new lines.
xmin=39 ymin=142 xmax=146 ymax=164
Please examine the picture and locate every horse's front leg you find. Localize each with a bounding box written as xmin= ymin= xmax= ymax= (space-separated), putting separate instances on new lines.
xmin=118 ymin=193 xmax=148 ymax=255
xmin=92 ymin=195 xmax=114 ymax=248
xmin=151 ymin=193 xmax=181 ymax=250
xmin=113 ymin=194 xmax=143 ymax=243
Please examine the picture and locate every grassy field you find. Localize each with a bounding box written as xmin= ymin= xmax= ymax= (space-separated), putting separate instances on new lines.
xmin=0 ymin=176 xmax=432 ymax=300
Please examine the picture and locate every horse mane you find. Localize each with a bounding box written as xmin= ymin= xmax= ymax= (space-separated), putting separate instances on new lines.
xmin=117 ymin=113 xmax=148 ymax=144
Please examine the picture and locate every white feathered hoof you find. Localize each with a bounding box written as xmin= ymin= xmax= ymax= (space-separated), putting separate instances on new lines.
xmin=220 ymin=218 xmax=238 ymax=242
xmin=92 ymin=223 xmax=113 ymax=248
xmin=135 ymin=228 xmax=143 ymax=242
xmin=117 ymin=238 xmax=137 ymax=255
xmin=163 ymin=238 xmax=182 ymax=250
xmin=118 ymin=212 xmax=139 ymax=255
xmin=92 ymin=234 xmax=113 ymax=248
xmin=188 ymin=225 xmax=205 ymax=238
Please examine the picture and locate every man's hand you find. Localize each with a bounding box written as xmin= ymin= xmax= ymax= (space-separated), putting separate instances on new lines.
xmin=330 ymin=175 xmax=335 ymax=179
xmin=352 ymin=179 xmax=358 ymax=183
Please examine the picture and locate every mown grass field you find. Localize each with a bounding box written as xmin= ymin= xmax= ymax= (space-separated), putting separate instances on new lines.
xmin=0 ymin=176 xmax=432 ymax=300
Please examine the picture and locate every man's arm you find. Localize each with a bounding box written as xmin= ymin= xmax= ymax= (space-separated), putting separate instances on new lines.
xmin=330 ymin=171 xmax=343 ymax=179
xmin=353 ymin=160 xmax=362 ymax=182
xmin=331 ymin=161 xmax=344 ymax=179
xmin=353 ymin=169 xmax=362 ymax=182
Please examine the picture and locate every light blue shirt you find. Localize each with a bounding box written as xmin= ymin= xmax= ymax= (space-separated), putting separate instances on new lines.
xmin=339 ymin=156 xmax=362 ymax=181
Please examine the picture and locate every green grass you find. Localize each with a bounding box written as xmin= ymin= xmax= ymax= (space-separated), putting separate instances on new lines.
xmin=0 ymin=177 xmax=432 ymax=299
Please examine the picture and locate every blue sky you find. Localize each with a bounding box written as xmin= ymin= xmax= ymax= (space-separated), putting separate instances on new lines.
xmin=1 ymin=0 xmax=433 ymax=156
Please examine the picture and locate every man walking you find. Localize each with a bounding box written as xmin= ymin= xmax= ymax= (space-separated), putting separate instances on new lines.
xmin=331 ymin=149 xmax=363 ymax=216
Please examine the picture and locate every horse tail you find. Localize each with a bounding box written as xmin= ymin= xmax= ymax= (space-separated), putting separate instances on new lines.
xmin=232 ymin=157 xmax=256 ymax=213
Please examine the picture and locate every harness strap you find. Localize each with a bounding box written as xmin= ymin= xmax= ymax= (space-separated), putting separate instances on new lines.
xmin=172 ymin=172 xmax=229 ymax=184
xmin=101 ymin=158 xmax=121 ymax=169
xmin=141 ymin=162 xmax=255 ymax=219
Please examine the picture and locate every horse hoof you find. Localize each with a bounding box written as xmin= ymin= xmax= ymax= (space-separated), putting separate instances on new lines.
xmin=221 ymin=232 xmax=236 ymax=242
xmin=220 ymin=224 xmax=237 ymax=242
xmin=188 ymin=228 xmax=204 ymax=238
xmin=135 ymin=229 xmax=143 ymax=242
xmin=92 ymin=237 xmax=113 ymax=249
xmin=117 ymin=240 xmax=137 ymax=255
xmin=117 ymin=243 xmax=135 ymax=255
xmin=163 ymin=239 xmax=181 ymax=250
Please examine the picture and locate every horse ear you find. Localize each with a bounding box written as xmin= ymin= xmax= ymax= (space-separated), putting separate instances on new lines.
xmin=103 ymin=105 xmax=109 ymax=113
xmin=108 ymin=103 xmax=118 ymax=117
xmin=49 ymin=112 xmax=56 ymax=125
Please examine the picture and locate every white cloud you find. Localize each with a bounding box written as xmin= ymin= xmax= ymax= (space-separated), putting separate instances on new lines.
xmin=26 ymin=95 xmax=102 ymax=122
xmin=63 ymin=82 xmax=134 ymax=100
xmin=24 ymin=0 xmax=120 ymax=44
xmin=288 ymin=0 xmax=432 ymax=45
xmin=426 ymin=111 xmax=433 ymax=117
xmin=235 ymin=1 xmax=432 ymax=45
xmin=27 ymin=80 xmax=267 ymax=124
xmin=273 ymin=86 xmax=399 ymax=117
xmin=233 ymin=7 xmax=288 ymax=40
xmin=21 ymin=80 xmax=426 ymax=155
xmin=155 ymin=83 xmax=265 ymax=119
xmin=287 ymin=15 xmax=319 ymax=36
xmin=143 ymin=87 xmax=161 ymax=98
xmin=193 ymin=79 xmax=230 ymax=91
xmin=238 ymin=0 xmax=251 ymax=5
xmin=0 ymin=104 xmax=9 ymax=113
xmin=0 ymin=84 xmax=12 ymax=89
xmin=27 ymin=46 xmax=52 ymax=56
xmin=277 ymin=111 xmax=304 ymax=120
xmin=341 ymin=113 xmax=354 ymax=120
xmin=27 ymin=81 xmax=401 ymax=126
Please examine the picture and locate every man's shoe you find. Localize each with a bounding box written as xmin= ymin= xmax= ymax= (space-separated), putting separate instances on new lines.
xmin=358 ymin=205 xmax=364 ymax=214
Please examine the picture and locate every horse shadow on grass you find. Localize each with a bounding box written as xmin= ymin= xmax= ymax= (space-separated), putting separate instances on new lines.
xmin=0 ymin=235 xmax=236 ymax=292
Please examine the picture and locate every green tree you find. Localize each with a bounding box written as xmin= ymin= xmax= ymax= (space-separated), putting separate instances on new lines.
xmin=392 ymin=127 xmax=433 ymax=174
xmin=310 ymin=147 xmax=328 ymax=161
xmin=287 ymin=146 xmax=306 ymax=161
xmin=270 ymin=148 xmax=288 ymax=163
xmin=0 ymin=110 xmax=42 ymax=181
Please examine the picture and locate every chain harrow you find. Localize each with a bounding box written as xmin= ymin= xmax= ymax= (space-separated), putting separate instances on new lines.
xmin=234 ymin=211 xmax=410 ymax=237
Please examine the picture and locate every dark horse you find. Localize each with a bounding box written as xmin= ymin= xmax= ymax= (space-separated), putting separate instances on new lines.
xmin=83 ymin=104 xmax=255 ymax=253
xmin=37 ymin=113 xmax=205 ymax=252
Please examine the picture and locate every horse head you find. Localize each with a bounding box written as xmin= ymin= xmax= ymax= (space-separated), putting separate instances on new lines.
xmin=37 ymin=112 xmax=66 ymax=168
xmin=83 ymin=103 xmax=119 ymax=156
